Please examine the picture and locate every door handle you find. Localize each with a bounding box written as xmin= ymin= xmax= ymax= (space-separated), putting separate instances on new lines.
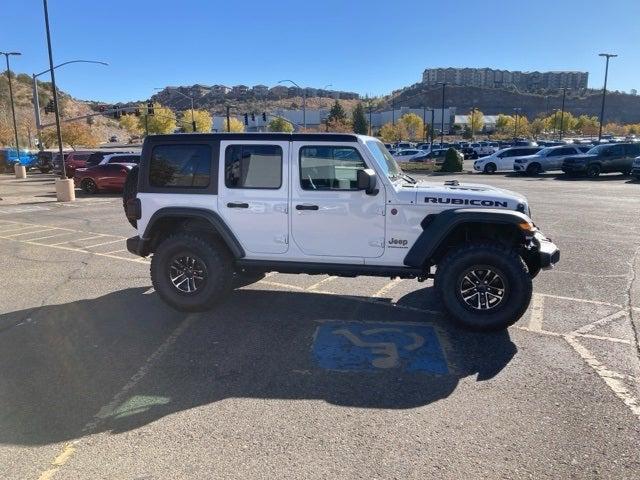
xmin=227 ymin=202 xmax=249 ymax=209
xmin=296 ymin=204 xmax=319 ymax=211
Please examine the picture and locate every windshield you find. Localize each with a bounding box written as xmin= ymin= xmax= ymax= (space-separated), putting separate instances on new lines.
xmin=586 ymin=145 xmax=607 ymax=154
xmin=535 ymin=147 xmax=555 ymax=156
xmin=365 ymin=139 xmax=402 ymax=178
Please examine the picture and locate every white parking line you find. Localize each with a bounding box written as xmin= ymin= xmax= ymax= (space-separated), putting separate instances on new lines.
xmin=25 ymin=232 xmax=76 ymax=242
xmin=103 ymin=249 xmax=126 ymax=255
xmin=528 ymin=294 xmax=545 ymax=331
xmin=306 ymin=276 xmax=337 ymax=291
xmin=372 ymin=278 xmax=403 ymax=298
xmin=83 ymin=239 xmax=123 ymax=249
xmin=3 ymin=228 xmax=58 ymax=238
xmin=50 ymin=236 xmax=105 ymax=246
xmin=573 ymin=310 xmax=628 ymax=336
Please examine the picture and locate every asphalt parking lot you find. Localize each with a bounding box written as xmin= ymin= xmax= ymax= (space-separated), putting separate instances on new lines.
xmin=1 ymin=171 xmax=639 ymax=479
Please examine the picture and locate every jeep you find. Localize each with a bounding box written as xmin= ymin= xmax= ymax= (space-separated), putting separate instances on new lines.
xmin=561 ymin=143 xmax=640 ymax=177
xmin=123 ymin=133 xmax=559 ymax=331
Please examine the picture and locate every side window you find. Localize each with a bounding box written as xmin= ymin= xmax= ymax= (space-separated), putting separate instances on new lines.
xmin=625 ymin=144 xmax=640 ymax=156
xmin=225 ymin=145 xmax=282 ymax=189
xmin=609 ymin=145 xmax=625 ymax=156
xmin=300 ymin=146 xmax=366 ymax=190
xmin=149 ymin=144 xmax=211 ymax=188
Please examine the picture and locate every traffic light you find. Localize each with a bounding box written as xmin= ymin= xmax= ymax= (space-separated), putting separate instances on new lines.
xmin=251 ymin=113 xmax=255 ymax=122
xmin=262 ymin=112 xmax=267 ymax=121
xmin=243 ymin=113 xmax=248 ymax=126
xmin=147 ymin=102 xmax=154 ymax=115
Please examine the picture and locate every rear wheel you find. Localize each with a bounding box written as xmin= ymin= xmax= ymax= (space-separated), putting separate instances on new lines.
xmin=435 ymin=243 xmax=532 ymax=331
xmin=586 ymin=164 xmax=601 ymax=178
xmin=80 ymin=178 xmax=98 ymax=194
xmin=151 ymin=233 xmax=232 ymax=312
xmin=526 ymin=163 xmax=541 ymax=176
xmin=39 ymin=167 xmax=51 ymax=174
xmin=483 ymin=163 xmax=497 ymax=174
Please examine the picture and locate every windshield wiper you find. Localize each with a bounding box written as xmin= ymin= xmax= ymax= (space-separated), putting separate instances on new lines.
xmin=400 ymin=172 xmax=417 ymax=184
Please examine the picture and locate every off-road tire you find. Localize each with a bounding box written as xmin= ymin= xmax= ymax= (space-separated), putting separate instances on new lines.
xmin=526 ymin=163 xmax=541 ymax=176
xmin=483 ymin=163 xmax=497 ymax=174
xmin=151 ymin=233 xmax=233 ymax=312
xmin=81 ymin=178 xmax=98 ymax=194
xmin=122 ymin=166 xmax=139 ymax=228
xmin=435 ymin=243 xmax=532 ymax=331
xmin=586 ymin=164 xmax=601 ymax=178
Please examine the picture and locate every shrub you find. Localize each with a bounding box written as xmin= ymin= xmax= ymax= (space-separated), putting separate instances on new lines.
xmin=440 ymin=148 xmax=463 ymax=172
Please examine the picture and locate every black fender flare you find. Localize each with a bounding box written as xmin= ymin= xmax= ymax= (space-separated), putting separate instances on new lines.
xmin=143 ymin=207 xmax=245 ymax=258
xmin=403 ymin=208 xmax=531 ymax=268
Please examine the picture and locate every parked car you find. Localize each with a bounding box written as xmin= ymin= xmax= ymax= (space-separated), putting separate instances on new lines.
xmin=394 ymin=142 xmax=415 ymax=150
xmin=35 ymin=151 xmax=55 ymax=173
xmin=392 ymin=149 xmax=425 ymax=162
xmin=561 ymin=143 xmax=640 ymax=177
xmin=416 ymin=143 xmax=432 ymax=151
xmin=513 ymin=145 xmax=591 ymax=175
xmin=458 ymin=146 xmax=478 ymax=160
xmin=473 ymin=141 xmax=497 ymax=157
xmin=413 ymin=148 xmax=450 ymax=165
xmin=53 ymin=150 xmax=97 ymax=178
xmin=73 ymin=153 xmax=141 ymax=193
xmin=473 ymin=146 xmax=542 ymax=173
xmin=632 ymin=156 xmax=640 ymax=180
xmin=0 ymin=148 xmax=37 ymax=173
xmin=85 ymin=150 xmax=138 ymax=167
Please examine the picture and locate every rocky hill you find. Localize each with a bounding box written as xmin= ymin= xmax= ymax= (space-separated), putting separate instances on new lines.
xmin=386 ymin=83 xmax=640 ymax=123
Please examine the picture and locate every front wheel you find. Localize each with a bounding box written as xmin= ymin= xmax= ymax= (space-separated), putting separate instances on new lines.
xmin=483 ymin=163 xmax=497 ymax=174
xmin=526 ymin=163 xmax=541 ymax=176
xmin=151 ymin=233 xmax=232 ymax=312
xmin=586 ymin=164 xmax=601 ymax=178
xmin=435 ymin=243 xmax=532 ymax=331
xmin=80 ymin=178 xmax=98 ymax=194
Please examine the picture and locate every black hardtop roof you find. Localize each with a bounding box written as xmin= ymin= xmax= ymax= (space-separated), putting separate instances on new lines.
xmin=143 ymin=132 xmax=361 ymax=145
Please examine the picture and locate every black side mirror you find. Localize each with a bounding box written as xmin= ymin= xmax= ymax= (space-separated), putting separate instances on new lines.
xmin=356 ymin=168 xmax=378 ymax=195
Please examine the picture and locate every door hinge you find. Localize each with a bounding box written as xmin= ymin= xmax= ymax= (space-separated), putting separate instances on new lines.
xmin=274 ymin=203 xmax=288 ymax=214
xmin=375 ymin=206 xmax=386 ymax=216
xmin=369 ymin=238 xmax=384 ymax=247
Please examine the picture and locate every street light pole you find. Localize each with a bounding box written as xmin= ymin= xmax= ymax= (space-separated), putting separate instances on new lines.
xmin=430 ymin=109 xmax=435 ymax=148
xmin=552 ymin=109 xmax=558 ymax=139
xmin=597 ymin=53 xmax=617 ymax=142
xmin=0 ymin=51 xmax=21 ymax=158
xmin=278 ymin=79 xmax=305 ymax=129
xmin=559 ymin=87 xmax=567 ymax=141
xmin=438 ymin=82 xmax=447 ymax=147
xmin=513 ymin=108 xmax=521 ymax=139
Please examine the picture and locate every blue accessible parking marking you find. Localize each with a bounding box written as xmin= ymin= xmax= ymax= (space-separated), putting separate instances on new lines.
xmin=313 ymin=321 xmax=448 ymax=374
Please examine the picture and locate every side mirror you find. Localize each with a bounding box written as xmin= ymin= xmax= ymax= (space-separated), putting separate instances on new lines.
xmin=356 ymin=168 xmax=378 ymax=195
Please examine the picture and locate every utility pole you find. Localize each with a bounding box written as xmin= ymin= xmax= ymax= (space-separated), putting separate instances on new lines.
xmin=559 ymin=87 xmax=567 ymax=141
xmin=1 ymin=51 xmax=22 ymax=158
xmin=430 ymin=109 xmax=435 ymax=148
xmin=226 ymin=105 xmax=231 ymax=132
xmin=470 ymin=107 xmax=477 ymax=140
xmin=422 ymin=105 xmax=427 ymax=141
xmin=368 ymin=104 xmax=372 ymax=136
xmin=597 ymin=53 xmax=617 ymax=142
xmin=552 ymin=109 xmax=558 ymax=139
xmin=392 ymin=97 xmax=395 ymax=125
xmin=513 ymin=107 xmax=522 ymax=138
xmin=438 ymin=82 xmax=447 ymax=147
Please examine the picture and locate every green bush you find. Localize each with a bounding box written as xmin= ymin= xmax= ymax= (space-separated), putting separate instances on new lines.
xmin=440 ymin=148 xmax=463 ymax=172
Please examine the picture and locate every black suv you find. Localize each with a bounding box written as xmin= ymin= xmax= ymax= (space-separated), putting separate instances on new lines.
xmin=562 ymin=143 xmax=640 ymax=178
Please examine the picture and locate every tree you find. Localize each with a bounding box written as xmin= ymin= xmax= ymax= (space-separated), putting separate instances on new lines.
xmin=141 ymin=103 xmax=177 ymax=135
xmin=328 ymin=100 xmax=347 ymax=123
xmin=530 ymin=117 xmax=546 ymax=138
xmin=268 ymin=117 xmax=294 ymax=132
xmin=179 ymin=109 xmax=213 ymax=133
xmin=495 ymin=113 xmax=530 ymax=138
xmin=41 ymin=121 xmax=99 ymax=150
xmin=574 ymin=115 xmax=599 ymax=136
xmin=468 ymin=109 xmax=484 ymax=136
xmin=603 ymin=122 xmax=626 ymax=136
xmin=326 ymin=117 xmax=352 ymax=133
xmin=119 ymin=114 xmax=143 ymax=137
xmin=440 ymin=148 xmax=463 ymax=172
xmin=378 ymin=122 xmax=407 ymax=143
xmin=398 ymin=113 xmax=424 ymax=141
xmin=221 ymin=117 xmax=245 ymax=132
xmin=351 ymin=103 xmax=368 ymax=134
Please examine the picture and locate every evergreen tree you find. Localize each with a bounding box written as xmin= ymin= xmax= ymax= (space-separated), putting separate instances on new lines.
xmin=351 ymin=103 xmax=368 ymax=134
xmin=328 ymin=100 xmax=347 ymax=123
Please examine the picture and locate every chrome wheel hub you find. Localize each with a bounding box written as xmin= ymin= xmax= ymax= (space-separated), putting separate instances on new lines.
xmin=170 ymin=255 xmax=206 ymax=293
xmin=459 ymin=267 xmax=506 ymax=311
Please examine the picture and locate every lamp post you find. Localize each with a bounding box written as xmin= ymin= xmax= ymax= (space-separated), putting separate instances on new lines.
xmin=0 ymin=51 xmax=21 ymax=159
xmin=156 ymin=87 xmax=195 ymax=131
xmin=470 ymin=107 xmax=478 ymax=140
xmin=513 ymin=108 xmax=522 ymax=139
xmin=438 ymin=82 xmax=447 ymax=147
xmin=278 ymin=79 xmax=305 ymax=129
xmin=597 ymin=53 xmax=617 ymax=142
xmin=552 ymin=109 xmax=559 ymax=139
xmin=559 ymin=87 xmax=567 ymax=141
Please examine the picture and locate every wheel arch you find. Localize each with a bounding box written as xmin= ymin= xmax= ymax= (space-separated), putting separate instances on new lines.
xmin=403 ymin=209 xmax=531 ymax=269
xmin=142 ymin=207 xmax=245 ymax=258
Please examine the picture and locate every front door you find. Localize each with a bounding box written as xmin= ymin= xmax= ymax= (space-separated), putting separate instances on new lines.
xmin=290 ymin=142 xmax=385 ymax=258
xmin=218 ymin=140 xmax=289 ymax=254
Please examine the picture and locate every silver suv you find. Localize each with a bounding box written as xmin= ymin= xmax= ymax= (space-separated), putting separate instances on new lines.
xmin=513 ymin=145 xmax=591 ymax=175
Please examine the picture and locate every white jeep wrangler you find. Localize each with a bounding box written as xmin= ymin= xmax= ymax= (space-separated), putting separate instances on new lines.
xmin=124 ymin=133 xmax=559 ymax=331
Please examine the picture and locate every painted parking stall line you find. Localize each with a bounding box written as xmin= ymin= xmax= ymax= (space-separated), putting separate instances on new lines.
xmin=313 ymin=321 xmax=448 ymax=374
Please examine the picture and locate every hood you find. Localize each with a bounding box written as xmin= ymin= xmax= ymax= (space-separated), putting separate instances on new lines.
xmin=394 ymin=180 xmax=528 ymax=211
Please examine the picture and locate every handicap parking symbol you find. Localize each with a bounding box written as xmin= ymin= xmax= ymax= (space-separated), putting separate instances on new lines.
xmin=313 ymin=322 xmax=448 ymax=374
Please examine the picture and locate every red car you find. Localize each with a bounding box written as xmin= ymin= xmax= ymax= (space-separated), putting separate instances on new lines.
xmin=74 ymin=153 xmax=140 ymax=194
xmin=54 ymin=150 xmax=97 ymax=178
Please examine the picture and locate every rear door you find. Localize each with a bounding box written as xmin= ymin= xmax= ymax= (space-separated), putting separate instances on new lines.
xmin=217 ymin=140 xmax=289 ymax=254
xmin=624 ymin=144 xmax=640 ymax=171
xmin=290 ymin=142 xmax=385 ymax=258
xmin=605 ymin=144 xmax=625 ymax=172
xmin=548 ymin=147 xmax=577 ymax=170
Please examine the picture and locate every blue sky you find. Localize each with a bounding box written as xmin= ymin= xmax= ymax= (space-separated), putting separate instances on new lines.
xmin=2 ymin=0 xmax=638 ymax=102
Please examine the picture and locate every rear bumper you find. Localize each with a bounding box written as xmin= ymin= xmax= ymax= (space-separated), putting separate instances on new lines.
xmin=534 ymin=231 xmax=560 ymax=270
xmin=126 ymin=235 xmax=151 ymax=257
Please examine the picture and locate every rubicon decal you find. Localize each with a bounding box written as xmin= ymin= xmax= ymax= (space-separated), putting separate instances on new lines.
xmin=424 ymin=197 xmax=508 ymax=208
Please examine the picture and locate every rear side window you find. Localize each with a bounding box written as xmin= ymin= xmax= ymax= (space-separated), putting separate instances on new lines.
xmin=609 ymin=145 xmax=625 ymax=156
xmin=224 ymin=145 xmax=282 ymax=189
xmin=149 ymin=144 xmax=211 ymax=188
xmin=300 ymin=146 xmax=365 ymax=190
xmin=625 ymin=144 xmax=640 ymax=156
